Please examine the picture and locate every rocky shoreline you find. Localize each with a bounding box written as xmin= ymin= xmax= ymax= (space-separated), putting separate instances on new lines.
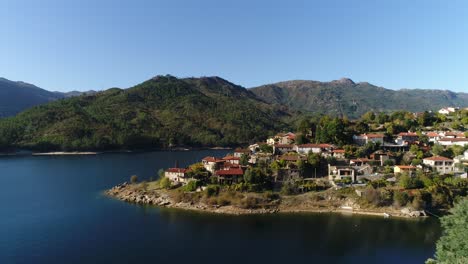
xmin=105 ymin=183 xmax=428 ymax=218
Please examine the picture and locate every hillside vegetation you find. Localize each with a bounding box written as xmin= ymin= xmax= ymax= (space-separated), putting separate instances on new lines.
xmin=0 ymin=75 xmax=290 ymax=151
xmin=251 ymin=78 xmax=468 ymax=119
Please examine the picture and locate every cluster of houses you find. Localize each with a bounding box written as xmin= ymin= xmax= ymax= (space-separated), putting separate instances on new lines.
xmin=164 ymin=130 xmax=468 ymax=187
xmin=353 ymin=131 xmax=468 ymax=147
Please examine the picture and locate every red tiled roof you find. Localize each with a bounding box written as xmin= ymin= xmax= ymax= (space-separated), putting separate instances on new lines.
xmin=426 ymin=132 xmax=439 ymax=137
xmin=365 ymin=134 xmax=384 ymax=138
xmin=215 ymin=168 xmax=244 ymax=176
xmin=223 ymin=156 xmax=240 ymax=160
xmin=423 ymin=156 xmax=453 ymax=161
xmin=222 ymin=162 xmax=241 ymax=168
xmin=332 ymin=149 xmax=345 ymax=153
xmin=166 ymin=168 xmax=188 ymax=173
xmin=202 ymin=156 xmax=224 ymax=162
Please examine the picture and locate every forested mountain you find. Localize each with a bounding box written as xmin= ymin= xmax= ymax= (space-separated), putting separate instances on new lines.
xmin=0 ymin=77 xmax=64 ymax=117
xmin=0 ymin=75 xmax=290 ymax=151
xmin=251 ymin=78 xmax=468 ymax=119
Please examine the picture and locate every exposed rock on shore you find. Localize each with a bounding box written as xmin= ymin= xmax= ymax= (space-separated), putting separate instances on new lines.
xmin=105 ymin=183 xmax=427 ymax=218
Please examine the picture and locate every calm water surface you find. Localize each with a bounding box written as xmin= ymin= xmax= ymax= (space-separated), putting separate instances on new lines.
xmin=0 ymin=150 xmax=441 ymax=264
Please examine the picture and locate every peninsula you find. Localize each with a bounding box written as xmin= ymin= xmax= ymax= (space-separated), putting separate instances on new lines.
xmin=107 ymin=108 xmax=468 ymax=218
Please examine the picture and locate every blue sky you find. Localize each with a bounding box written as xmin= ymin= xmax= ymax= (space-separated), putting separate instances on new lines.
xmin=1 ymin=0 xmax=467 ymax=92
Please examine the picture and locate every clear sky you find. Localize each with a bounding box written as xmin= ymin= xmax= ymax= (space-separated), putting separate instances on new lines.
xmin=1 ymin=0 xmax=467 ymax=92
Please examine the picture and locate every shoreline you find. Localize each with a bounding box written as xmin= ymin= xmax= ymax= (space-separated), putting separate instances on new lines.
xmin=32 ymin=151 xmax=99 ymax=156
xmin=105 ymin=183 xmax=428 ymax=219
xmin=0 ymin=147 xmax=233 ymax=157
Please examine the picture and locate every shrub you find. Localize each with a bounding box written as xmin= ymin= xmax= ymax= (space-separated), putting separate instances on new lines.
xmin=130 ymin=175 xmax=138 ymax=184
xmin=411 ymin=194 xmax=425 ymax=210
xmin=183 ymin=180 xmax=199 ymax=192
xmin=159 ymin=177 xmax=171 ymax=189
xmin=393 ymin=191 xmax=410 ymax=207
xmin=205 ymin=185 xmax=220 ymax=197
xmin=263 ymin=191 xmax=280 ymax=201
xmin=239 ymin=196 xmax=261 ymax=209
xmin=281 ymin=182 xmax=296 ymax=195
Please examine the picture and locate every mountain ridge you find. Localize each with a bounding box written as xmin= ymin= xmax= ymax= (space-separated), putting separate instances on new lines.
xmin=250 ymin=78 xmax=468 ymax=118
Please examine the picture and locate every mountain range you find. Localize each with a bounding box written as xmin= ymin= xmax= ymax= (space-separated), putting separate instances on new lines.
xmin=0 ymin=75 xmax=467 ymax=151
xmin=250 ymin=78 xmax=468 ymax=119
xmin=1 ymin=76 xmax=467 ymax=120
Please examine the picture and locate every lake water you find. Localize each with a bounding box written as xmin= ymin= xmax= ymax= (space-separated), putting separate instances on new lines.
xmin=0 ymin=150 xmax=441 ymax=264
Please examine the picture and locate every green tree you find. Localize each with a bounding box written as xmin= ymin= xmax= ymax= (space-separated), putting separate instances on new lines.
xmin=427 ymin=198 xmax=468 ymax=264
xmin=432 ymin=144 xmax=444 ymax=156
xmin=240 ymin=154 xmax=249 ymax=166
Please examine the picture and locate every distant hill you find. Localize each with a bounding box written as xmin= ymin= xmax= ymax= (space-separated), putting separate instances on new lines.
xmin=0 ymin=78 xmax=64 ymax=117
xmin=250 ymin=78 xmax=468 ymax=119
xmin=0 ymin=77 xmax=98 ymax=117
xmin=0 ymin=75 xmax=290 ymax=151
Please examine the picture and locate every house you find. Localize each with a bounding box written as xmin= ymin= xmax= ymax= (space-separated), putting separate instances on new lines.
xmin=214 ymin=168 xmax=244 ymax=184
xmin=437 ymin=138 xmax=468 ymax=147
xmin=267 ymin=132 xmax=296 ymax=145
xmin=233 ymin=148 xmax=250 ymax=158
xmin=222 ymin=156 xmax=240 ymax=165
xmin=370 ymin=150 xmax=394 ymax=166
xmin=273 ymin=144 xmax=295 ymax=155
xmin=278 ymin=154 xmax=307 ymax=164
xmin=248 ymin=143 xmax=259 ymax=152
xmin=202 ymin=156 xmax=225 ymax=173
xmin=438 ymin=107 xmax=458 ymax=115
xmin=165 ymin=168 xmax=191 ymax=184
xmin=394 ymin=165 xmax=417 ymax=176
xmin=328 ymin=165 xmax=356 ymax=182
xmin=423 ymin=156 xmax=454 ymax=174
xmin=395 ymin=132 xmax=419 ymax=145
xmin=426 ymin=132 xmax=441 ymax=142
xmin=349 ymin=158 xmax=373 ymax=166
xmin=352 ymin=134 xmax=384 ymax=146
xmin=295 ymin=144 xmax=322 ymax=154
xmin=331 ymin=149 xmax=345 ymax=159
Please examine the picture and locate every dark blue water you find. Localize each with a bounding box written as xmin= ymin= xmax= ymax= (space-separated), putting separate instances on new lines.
xmin=0 ymin=150 xmax=440 ymax=264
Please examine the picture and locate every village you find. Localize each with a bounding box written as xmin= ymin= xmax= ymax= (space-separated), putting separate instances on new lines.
xmin=108 ymin=107 xmax=468 ymax=217
xmin=164 ymin=130 xmax=468 ymax=188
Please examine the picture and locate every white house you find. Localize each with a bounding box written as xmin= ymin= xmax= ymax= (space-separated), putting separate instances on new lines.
xmin=295 ymin=144 xmax=322 ymax=154
xmin=165 ymin=168 xmax=190 ymax=184
xmin=395 ymin=132 xmax=419 ymax=145
xmin=438 ymin=107 xmax=458 ymax=115
xmin=352 ymin=134 xmax=384 ymax=146
xmin=423 ymin=156 xmax=454 ymax=174
xmin=437 ymin=138 xmax=468 ymax=147
xmin=202 ymin=156 xmax=224 ymax=173
xmin=426 ymin=132 xmax=441 ymax=143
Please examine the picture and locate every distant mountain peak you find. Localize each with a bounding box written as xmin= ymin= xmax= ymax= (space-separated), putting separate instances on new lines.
xmin=331 ymin=78 xmax=355 ymax=85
